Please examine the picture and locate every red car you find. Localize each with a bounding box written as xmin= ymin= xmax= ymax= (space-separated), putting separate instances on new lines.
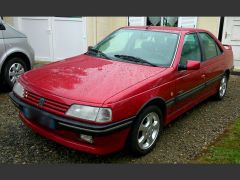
xmin=9 ymin=26 xmax=233 ymax=156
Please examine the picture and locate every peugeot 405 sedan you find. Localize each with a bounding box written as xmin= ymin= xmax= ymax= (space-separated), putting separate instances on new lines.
xmin=9 ymin=26 xmax=233 ymax=156
xmin=0 ymin=19 xmax=34 ymax=89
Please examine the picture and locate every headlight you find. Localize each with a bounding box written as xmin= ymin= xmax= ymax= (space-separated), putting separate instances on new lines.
xmin=13 ymin=81 xmax=25 ymax=98
xmin=66 ymin=105 xmax=112 ymax=123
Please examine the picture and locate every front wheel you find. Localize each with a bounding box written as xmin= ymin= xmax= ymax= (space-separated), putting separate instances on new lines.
xmin=3 ymin=57 xmax=28 ymax=89
xmin=128 ymin=105 xmax=163 ymax=156
xmin=214 ymin=74 xmax=228 ymax=100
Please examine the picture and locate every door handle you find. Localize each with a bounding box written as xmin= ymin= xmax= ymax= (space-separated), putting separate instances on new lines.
xmin=201 ymin=74 xmax=206 ymax=79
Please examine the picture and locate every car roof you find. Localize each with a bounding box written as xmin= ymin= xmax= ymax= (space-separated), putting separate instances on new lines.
xmin=122 ymin=26 xmax=207 ymax=34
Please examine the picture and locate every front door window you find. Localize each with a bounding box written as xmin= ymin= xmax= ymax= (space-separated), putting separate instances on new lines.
xmin=180 ymin=33 xmax=202 ymax=66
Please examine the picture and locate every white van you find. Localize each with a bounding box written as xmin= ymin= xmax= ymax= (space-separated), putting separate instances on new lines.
xmin=0 ymin=18 xmax=34 ymax=89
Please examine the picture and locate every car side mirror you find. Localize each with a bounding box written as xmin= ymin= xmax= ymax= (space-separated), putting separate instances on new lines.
xmin=187 ymin=60 xmax=200 ymax=70
xmin=178 ymin=60 xmax=200 ymax=71
xmin=0 ymin=23 xmax=6 ymax=30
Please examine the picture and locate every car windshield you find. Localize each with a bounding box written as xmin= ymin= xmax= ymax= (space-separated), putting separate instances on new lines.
xmin=90 ymin=29 xmax=179 ymax=67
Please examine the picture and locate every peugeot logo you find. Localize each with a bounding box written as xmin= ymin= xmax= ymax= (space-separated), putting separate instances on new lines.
xmin=38 ymin=98 xmax=45 ymax=106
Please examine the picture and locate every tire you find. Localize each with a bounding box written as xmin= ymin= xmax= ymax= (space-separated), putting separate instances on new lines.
xmin=128 ymin=105 xmax=163 ymax=156
xmin=2 ymin=57 xmax=28 ymax=89
xmin=214 ymin=74 xmax=228 ymax=100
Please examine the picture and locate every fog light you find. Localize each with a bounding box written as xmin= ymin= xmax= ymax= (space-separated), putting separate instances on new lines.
xmin=80 ymin=134 xmax=93 ymax=144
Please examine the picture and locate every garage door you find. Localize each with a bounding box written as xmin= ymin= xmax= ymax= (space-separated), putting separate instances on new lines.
xmin=15 ymin=17 xmax=87 ymax=62
xmin=222 ymin=17 xmax=240 ymax=68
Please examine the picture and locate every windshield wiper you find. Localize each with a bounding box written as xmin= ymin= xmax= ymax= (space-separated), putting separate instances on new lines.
xmin=114 ymin=54 xmax=157 ymax=67
xmin=86 ymin=48 xmax=112 ymax=60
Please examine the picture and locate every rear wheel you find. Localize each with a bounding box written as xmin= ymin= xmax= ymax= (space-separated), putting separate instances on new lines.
xmin=214 ymin=74 xmax=228 ymax=100
xmin=2 ymin=57 xmax=27 ymax=89
xmin=128 ymin=105 xmax=163 ymax=156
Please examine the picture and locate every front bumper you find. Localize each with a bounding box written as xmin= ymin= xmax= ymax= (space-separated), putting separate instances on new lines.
xmin=9 ymin=92 xmax=134 ymax=155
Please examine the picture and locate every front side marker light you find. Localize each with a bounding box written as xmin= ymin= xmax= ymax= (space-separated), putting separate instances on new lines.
xmin=80 ymin=134 xmax=93 ymax=143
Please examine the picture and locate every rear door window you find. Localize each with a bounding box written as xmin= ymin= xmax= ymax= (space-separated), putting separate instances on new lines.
xmin=198 ymin=32 xmax=223 ymax=60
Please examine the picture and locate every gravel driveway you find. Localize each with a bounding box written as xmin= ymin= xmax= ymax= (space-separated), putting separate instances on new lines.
xmin=0 ymin=75 xmax=240 ymax=164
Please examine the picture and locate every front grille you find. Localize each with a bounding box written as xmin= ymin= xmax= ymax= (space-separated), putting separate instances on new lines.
xmin=23 ymin=90 xmax=69 ymax=115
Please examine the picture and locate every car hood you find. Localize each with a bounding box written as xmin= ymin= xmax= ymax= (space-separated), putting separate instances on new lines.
xmin=21 ymin=54 xmax=166 ymax=104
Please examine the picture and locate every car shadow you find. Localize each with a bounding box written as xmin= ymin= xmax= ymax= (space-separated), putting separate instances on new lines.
xmin=0 ymin=85 xmax=10 ymax=94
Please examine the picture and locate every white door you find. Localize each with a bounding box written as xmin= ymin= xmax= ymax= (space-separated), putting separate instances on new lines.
xmin=128 ymin=17 xmax=146 ymax=26
xmin=15 ymin=17 xmax=87 ymax=62
xmin=52 ymin=17 xmax=87 ymax=61
xmin=222 ymin=17 xmax=240 ymax=68
xmin=178 ymin=17 xmax=198 ymax=28
xmin=17 ymin=17 xmax=53 ymax=61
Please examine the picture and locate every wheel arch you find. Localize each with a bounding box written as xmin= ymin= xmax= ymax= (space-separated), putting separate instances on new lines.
xmin=136 ymin=97 xmax=167 ymax=122
xmin=225 ymin=69 xmax=230 ymax=80
xmin=0 ymin=51 xmax=31 ymax=75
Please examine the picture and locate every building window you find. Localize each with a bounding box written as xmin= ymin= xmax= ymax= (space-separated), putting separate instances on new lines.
xmin=147 ymin=17 xmax=161 ymax=26
xmin=146 ymin=17 xmax=178 ymax=27
xmin=128 ymin=16 xmax=197 ymax=28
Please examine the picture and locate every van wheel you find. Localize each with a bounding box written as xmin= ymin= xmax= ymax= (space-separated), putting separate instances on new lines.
xmin=3 ymin=57 xmax=27 ymax=89
xmin=128 ymin=105 xmax=163 ymax=156
xmin=214 ymin=74 xmax=228 ymax=100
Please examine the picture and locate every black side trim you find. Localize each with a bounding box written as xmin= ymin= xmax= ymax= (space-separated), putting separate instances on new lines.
xmin=166 ymin=73 xmax=223 ymax=107
xmin=205 ymin=74 xmax=223 ymax=86
xmin=176 ymin=83 xmax=205 ymax=102
xmin=166 ymin=98 xmax=175 ymax=107
xmin=9 ymin=92 xmax=134 ymax=135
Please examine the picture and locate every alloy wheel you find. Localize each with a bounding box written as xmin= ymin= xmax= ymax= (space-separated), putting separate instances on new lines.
xmin=9 ymin=63 xmax=25 ymax=83
xmin=137 ymin=112 xmax=160 ymax=150
xmin=219 ymin=76 xmax=227 ymax=97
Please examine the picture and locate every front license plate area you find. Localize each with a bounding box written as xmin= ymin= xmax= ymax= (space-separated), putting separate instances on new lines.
xmin=22 ymin=107 xmax=56 ymax=130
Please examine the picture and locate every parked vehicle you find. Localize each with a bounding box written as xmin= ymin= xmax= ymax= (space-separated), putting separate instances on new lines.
xmin=0 ymin=19 xmax=34 ymax=89
xmin=9 ymin=26 xmax=233 ymax=156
